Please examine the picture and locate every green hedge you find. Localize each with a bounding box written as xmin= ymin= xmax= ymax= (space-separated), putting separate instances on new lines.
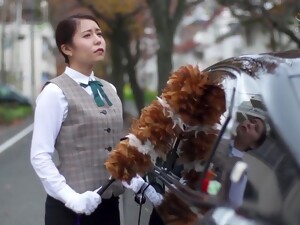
xmin=123 ymin=84 xmax=157 ymax=104
xmin=0 ymin=104 xmax=32 ymax=124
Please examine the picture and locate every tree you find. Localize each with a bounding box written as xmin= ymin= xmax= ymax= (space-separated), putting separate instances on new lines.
xmin=216 ymin=0 xmax=300 ymax=49
xmin=48 ymin=0 xmax=147 ymax=113
xmin=145 ymin=0 xmax=204 ymax=93
xmin=80 ymin=0 xmax=146 ymax=112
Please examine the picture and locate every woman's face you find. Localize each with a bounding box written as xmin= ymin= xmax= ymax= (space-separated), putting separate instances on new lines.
xmin=235 ymin=118 xmax=265 ymax=149
xmin=67 ymin=19 xmax=106 ymax=66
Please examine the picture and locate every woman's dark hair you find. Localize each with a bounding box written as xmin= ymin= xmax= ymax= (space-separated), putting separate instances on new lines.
xmin=255 ymin=117 xmax=267 ymax=148
xmin=55 ymin=14 xmax=100 ymax=64
xmin=246 ymin=117 xmax=267 ymax=152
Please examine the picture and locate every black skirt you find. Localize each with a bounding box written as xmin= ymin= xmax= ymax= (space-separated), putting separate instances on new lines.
xmin=45 ymin=195 xmax=120 ymax=225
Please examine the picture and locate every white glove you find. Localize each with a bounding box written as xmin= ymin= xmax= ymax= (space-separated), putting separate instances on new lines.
xmin=179 ymin=177 xmax=187 ymax=185
xmin=122 ymin=175 xmax=145 ymax=193
xmin=65 ymin=191 xmax=101 ymax=215
xmin=57 ymin=185 xmax=102 ymax=215
xmin=122 ymin=175 xmax=163 ymax=206
xmin=143 ymin=185 xmax=163 ymax=206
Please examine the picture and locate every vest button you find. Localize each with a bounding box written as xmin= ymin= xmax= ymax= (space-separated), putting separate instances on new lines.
xmin=105 ymin=128 xmax=111 ymax=133
xmin=100 ymin=110 xmax=107 ymax=115
xmin=106 ymin=146 xmax=112 ymax=151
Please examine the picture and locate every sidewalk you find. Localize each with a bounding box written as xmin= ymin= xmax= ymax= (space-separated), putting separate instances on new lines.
xmin=121 ymin=112 xmax=153 ymax=225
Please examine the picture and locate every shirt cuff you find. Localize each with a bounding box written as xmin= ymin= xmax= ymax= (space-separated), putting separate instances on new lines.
xmin=56 ymin=184 xmax=78 ymax=204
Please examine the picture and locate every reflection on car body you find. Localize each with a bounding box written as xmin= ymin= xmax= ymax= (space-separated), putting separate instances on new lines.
xmin=199 ymin=50 xmax=300 ymax=225
xmin=148 ymin=50 xmax=300 ymax=225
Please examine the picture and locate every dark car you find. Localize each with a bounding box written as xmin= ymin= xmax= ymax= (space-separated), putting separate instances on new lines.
xmin=0 ymin=84 xmax=31 ymax=105
xmin=145 ymin=50 xmax=300 ymax=225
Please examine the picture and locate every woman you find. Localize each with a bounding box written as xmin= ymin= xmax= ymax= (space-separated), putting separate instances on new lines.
xmin=30 ymin=14 xmax=124 ymax=225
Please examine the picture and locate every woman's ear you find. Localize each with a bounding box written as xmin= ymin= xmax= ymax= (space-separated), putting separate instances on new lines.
xmin=245 ymin=148 xmax=251 ymax=153
xmin=246 ymin=145 xmax=254 ymax=152
xmin=61 ymin=44 xmax=72 ymax=57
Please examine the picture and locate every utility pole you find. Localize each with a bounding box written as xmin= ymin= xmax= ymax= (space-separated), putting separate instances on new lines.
xmin=30 ymin=5 xmax=36 ymax=100
xmin=10 ymin=0 xmax=22 ymax=88
xmin=15 ymin=0 xmax=22 ymax=89
xmin=0 ymin=0 xmax=7 ymax=84
xmin=40 ymin=0 xmax=48 ymax=22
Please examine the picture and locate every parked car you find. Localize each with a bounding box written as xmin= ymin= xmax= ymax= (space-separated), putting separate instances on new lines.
xmin=0 ymin=84 xmax=31 ymax=106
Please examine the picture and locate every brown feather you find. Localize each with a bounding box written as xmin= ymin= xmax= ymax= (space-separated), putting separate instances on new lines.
xmin=105 ymin=139 xmax=153 ymax=181
xmin=157 ymin=192 xmax=199 ymax=225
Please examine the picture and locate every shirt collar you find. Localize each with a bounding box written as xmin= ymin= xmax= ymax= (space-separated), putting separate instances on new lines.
xmin=64 ymin=66 xmax=95 ymax=84
xmin=229 ymin=140 xmax=244 ymax=158
xmin=231 ymin=147 xmax=244 ymax=158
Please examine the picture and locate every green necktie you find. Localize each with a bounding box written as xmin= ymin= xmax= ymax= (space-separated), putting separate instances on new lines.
xmin=80 ymin=80 xmax=112 ymax=107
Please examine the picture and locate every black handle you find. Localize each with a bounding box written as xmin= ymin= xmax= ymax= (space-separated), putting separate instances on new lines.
xmin=97 ymin=178 xmax=116 ymax=195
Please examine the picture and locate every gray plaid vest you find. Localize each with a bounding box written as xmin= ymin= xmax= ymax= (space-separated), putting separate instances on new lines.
xmin=50 ymin=74 xmax=124 ymax=198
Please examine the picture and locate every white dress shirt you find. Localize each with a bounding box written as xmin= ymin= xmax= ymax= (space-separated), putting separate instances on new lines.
xmin=30 ymin=67 xmax=116 ymax=201
xmin=228 ymin=144 xmax=247 ymax=207
xmin=229 ymin=146 xmax=244 ymax=158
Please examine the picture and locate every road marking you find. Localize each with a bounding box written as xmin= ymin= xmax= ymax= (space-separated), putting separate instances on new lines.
xmin=119 ymin=194 xmax=125 ymax=225
xmin=0 ymin=123 xmax=34 ymax=154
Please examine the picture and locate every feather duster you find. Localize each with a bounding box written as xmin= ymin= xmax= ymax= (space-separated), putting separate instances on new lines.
xmin=156 ymin=191 xmax=199 ymax=225
xmin=156 ymin=169 xmax=215 ymax=225
xmin=130 ymin=99 xmax=180 ymax=157
xmin=105 ymin=64 xmax=227 ymax=224
xmin=104 ymin=139 xmax=153 ymax=182
xmin=105 ymin=100 xmax=181 ymax=181
xmin=161 ymin=65 xmax=225 ymax=128
xmin=178 ymin=131 xmax=217 ymax=163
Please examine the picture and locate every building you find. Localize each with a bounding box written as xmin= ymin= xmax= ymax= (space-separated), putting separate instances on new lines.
xmin=0 ymin=0 xmax=56 ymax=99
xmin=0 ymin=21 xmax=56 ymax=99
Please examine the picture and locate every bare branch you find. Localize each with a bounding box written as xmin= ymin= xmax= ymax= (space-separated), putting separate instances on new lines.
xmin=123 ymin=5 xmax=146 ymax=18
xmin=170 ymin=0 xmax=205 ymax=33
xmin=166 ymin=0 xmax=172 ymax=17
xmin=259 ymin=6 xmax=300 ymax=47
xmin=170 ymin=0 xmax=187 ymax=33
xmin=271 ymin=20 xmax=300 ymax=47
xmin=133 ymin=39 xmax=141 ymax=65
xmin=76 ymin=0 xmax=112 ymax=25
xmin=186 ymin=0 xmax=204 ymax=8
xmin=221 ymin=0 xmax=300 ymax=47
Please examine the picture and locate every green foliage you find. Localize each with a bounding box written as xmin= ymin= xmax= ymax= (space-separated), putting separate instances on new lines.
xmin=123 ymin=83 xmax=157 ymax=105
xmin=0 ymin=104 xmax=32 ymax=124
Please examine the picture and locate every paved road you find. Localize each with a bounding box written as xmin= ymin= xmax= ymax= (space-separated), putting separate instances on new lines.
xmin=0 ymin=129 xmax=45 ymax=225
xmin=0 ymin=118 xmax=152 ymax=225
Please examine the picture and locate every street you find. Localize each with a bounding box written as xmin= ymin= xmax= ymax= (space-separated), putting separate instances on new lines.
xmin=0 ymin=117 xmax=152 ymax=225
xmin=0 ymin=123 xmax=44 ymax=225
